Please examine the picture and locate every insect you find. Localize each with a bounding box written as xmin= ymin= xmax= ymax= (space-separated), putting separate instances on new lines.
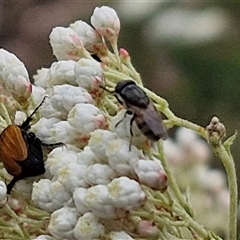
xmin=103 ymin=80 xmax=167 ymax=146
xmin=0 ymin=97 xmax=63 ymax=194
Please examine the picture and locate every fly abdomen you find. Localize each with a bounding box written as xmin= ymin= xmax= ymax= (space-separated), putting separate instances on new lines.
xmin=134 ymin=116 xmax=160 ymax=141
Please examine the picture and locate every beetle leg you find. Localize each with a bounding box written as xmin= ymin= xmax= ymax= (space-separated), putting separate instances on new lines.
xmin=41 ymin=142 xmax=64 ymax=148
xmin=128 ymin=113 xmax=136 ymax=151
xmin=7 ymin=176 xmax=21 ymax=194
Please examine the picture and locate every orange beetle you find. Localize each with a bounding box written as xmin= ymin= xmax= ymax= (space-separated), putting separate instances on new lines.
xmin=0 ymin=97 xmax=62 ymax=194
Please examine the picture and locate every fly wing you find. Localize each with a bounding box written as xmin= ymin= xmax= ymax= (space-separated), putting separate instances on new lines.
xmin=141 ymin=103 xmax=168 ymax=140
xmin=0 ymin=125 xmax=28 ymax=162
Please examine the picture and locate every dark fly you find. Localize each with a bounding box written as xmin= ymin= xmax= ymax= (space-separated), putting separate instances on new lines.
xmin=103 ymin=80 xmax=167 ymax=146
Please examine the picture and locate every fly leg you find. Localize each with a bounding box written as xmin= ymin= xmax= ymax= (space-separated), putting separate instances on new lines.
xmin=128 ymin=113 xmax=136 ymax=151
xmin=115 ymin=110 xmax=133 ymax=127
xmin=114 ymin=110 xmax=135 ymax=151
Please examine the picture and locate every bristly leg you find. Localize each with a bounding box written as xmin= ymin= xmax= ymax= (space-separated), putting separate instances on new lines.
xmin=128 ymin=113 xmax=135 ymax=151
xmin=41 ymin=142 xmax=64 ymax=148
xmin=115 ymin=110 xmax=133 ymax=128
xmin=7 ymin=176 xmax=21 ymax=194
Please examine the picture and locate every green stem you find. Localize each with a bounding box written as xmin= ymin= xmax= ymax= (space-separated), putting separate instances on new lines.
xmin=122 ymin=57 xmax=142 ymax=84
xmin=157 ymin=141 xmax=194 ymax=216
xmin=0 ymin=102 xmax=11 ymax=125
xmin=143 ymin=88 xmax=207 ymax=139
xmin=172 ymin=205 xmax=211 ymax=239
xmin=3 ymin=204 xmax=22 ymax=223
xmin=25 ymin=205 xmax=50 ymax=219
xmin=104 ymin=68 xmax=131 ymax=82
xmin=157 ymin=141 xmax=211 ymax=239
xmin=211 ymin=143 xmax=237 ymax=240
xmin=110 ymin=39 xmax=121 ymax=69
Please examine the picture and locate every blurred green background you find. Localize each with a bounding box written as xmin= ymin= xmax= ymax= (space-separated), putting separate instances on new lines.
xmin=0 ymin=0 xmax=239 ymax=236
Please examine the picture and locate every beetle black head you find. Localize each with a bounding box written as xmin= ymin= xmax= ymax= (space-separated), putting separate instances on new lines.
xmin=115 ymin=80 xmax=136 ymax=94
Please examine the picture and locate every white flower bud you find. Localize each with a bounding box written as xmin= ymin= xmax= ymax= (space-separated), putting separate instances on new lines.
xmin=32 ymin=118 xmax=79 ymax=145
xmin=31 ymin=117 xmax=60 ymax=143
xmin=31 ymin=85 xmax=46 ymax=107
xmin=0 ymin=180 xmax=7 ymax=207
xmin=38 ymin=97 xmax=61 ymax=119
xmin=32 ymin=179 xmax=72 ymax=213
xmin=0 ymin=49 xmax=20 ymax=72
xmin=90 ymin=6 xmax=120 ymax=42
xmin=48 ymin=207 xmax=78 ymax=240
xmin=137 ymin=220 xmax=159 ymax=237
xmin=134 ymin=159 xmax=168 ymax=191
xmin=7 ymin=198 xmax=22 ymax=213
xmin=84 ymin=184 xmax=126 ymax=219
xmin=76 ymin=146 xmax=97 ymax=166
xmin=108 ymin=231 xmax=134 ymax=240
xmin=49 ymin=26 xmax=83 ymax=61
xmin=50 ymin=121 xmax=80 ymax=145
xmin=68 ymin=103 xmax=106 ymax=134
xmin=108 ymin=177 xmax=146 ymax=209
xmin=1 ymin=59 xmax=32 ymax=103
xmin=88 ymin=129 xmax=118 ymax=163
xmin=106 ymin=139 xmax=142 ymax=176
xmin=50 ymin=84 xmax=93 ymax=116
xmin=85 ymin=163 xmax=117 ymax=185
xmin=33 ymin=68 xmax=50 ymax=89
xmin=46 ymin=146 xmax=79 ymax=176
xmin=56 ymin=162 xmax=89 ymax=192
xmin=70 ymin=20 xmax=104 ymax=53
xmin=48 ymin=60 xmax=78 ymax=86
xmin=73 ymin=187 xmax=89 ymax=215
xmin=74 ymin=58 xmax=103 ymax=93
xmin=14 ymin=110 xmax=27 ymax=125
xmin=73 ymin=212 xmax=105 ymax=240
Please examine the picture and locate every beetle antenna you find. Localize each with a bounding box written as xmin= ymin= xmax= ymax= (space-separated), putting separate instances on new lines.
xmin=21 ymin=96 xmax=48 ymax=130
xmin=29 ymin=96 xmax=48 ymax=119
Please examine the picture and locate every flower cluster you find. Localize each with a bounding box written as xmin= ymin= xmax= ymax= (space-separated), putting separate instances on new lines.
xmin=0 ymin=6 xmax=168 ymax=240
xmin=0 ymin=5 xmax=234 ymax=240
xmin=29 ymin=6 xmax=168 ymax=238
